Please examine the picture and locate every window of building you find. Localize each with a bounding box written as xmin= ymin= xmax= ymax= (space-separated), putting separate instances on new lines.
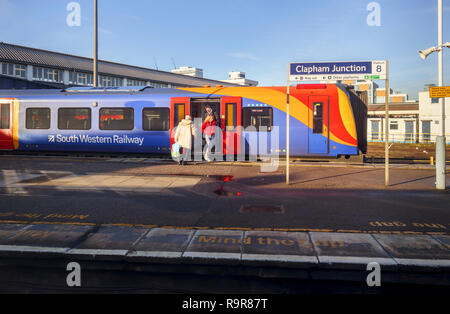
xmin=389 ymin=121 xmax=398 ymax=130
xmin=99 ymin=108 xmax=134 ymax=130
xmin=142 ymin=108 xmax=169 ymax=131
xmin=431 ymin=98 xmax=439 ymax=104
xmin=26 ymin=108 xmax=51 ymax=129
xmin=69 ymin=72 xmax=94 ymax=86
xmin=127 ymin=79 xmax=146 ymax=86
xmin=1 ymin=62 xmax=26 ymax=78
xmin=422 ymin=121 xmax=431 ymax=142
xmin=99 ymin=76 xmax=122 ymax=87
xmin=243 ymin=107 xmax=273 ymax=132
xmin=149 ymin=82 xmax=168 ymax=88
xmin=371 ymin=120 xmax=380 ymax=141
xmin=33 ymin=66 xmax=62 ymax=82
xmin=14 ymin=64 xmax=26 ymax=78
xmin=58 ymin=108 xmax=91 ymax=130
xmin=1 ymin=62 xmax=13 ymax=76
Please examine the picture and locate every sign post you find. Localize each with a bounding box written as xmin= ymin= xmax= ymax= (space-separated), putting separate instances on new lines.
xmin=287 ymin=60 xmax=389 ymax=185
xmin=384 ymin=61 xmax=390 ymax=186
xmin=286 ymin=64 xmax=290 ymax=185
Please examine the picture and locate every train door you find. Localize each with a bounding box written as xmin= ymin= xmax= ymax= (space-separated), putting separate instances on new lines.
xmin=220 ymin=97 xmax=242 ymax=155
xmin=308 ymin=96 xmax=329 ymax=154
xmin=0 ymin=100 xmax=13 ymax=150
xmin=170 ymin=97 xmax=190 ymax=145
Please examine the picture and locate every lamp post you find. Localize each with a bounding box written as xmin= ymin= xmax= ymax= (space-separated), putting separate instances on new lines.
xmin=419 ymin=0 xmax=448 ymax=190
xmin=93 ymin=0 xmax=98 ymax=87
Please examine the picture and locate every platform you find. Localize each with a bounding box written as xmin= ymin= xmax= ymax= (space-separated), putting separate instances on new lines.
xmin=0 ymin=222 xmax=449 ymax=293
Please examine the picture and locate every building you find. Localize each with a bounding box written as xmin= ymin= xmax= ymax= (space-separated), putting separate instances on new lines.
xmin=345 ymin=80 xmax=379 ymax=104
xmin=0 ymin=42 xmax=239 ymax=90
xmin=418 ymin=85 xmax=450 ymax=143
xmin=374 ymin=88 xmax=413 ymax=104
xmin=367 ymin=102 xmax=420 ymax=143
xmin=222 ymin=71 xmax=258 ymax=86
xmin=171 ymin=66 xmax=203 ymax=78
xmin=366 ymin=84 xmax=450 ymax=144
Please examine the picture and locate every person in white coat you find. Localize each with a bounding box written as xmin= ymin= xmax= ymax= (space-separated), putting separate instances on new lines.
xmin=174 ymin=115 xmax=196 ymax=165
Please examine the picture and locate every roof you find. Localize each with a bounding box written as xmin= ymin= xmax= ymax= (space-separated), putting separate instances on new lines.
xmin=0 ymin=42 xmax=238 ymax=88
xmin=368 ymin=102 xmax=419 ymax=112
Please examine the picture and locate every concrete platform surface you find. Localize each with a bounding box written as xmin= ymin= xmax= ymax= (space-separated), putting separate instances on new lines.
xmin=0 ymin=222 xmax=449 ymax=287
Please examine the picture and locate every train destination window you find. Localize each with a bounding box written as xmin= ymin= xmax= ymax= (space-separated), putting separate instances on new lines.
xmin=99 ymin=108 xmax=134 ymax=130
xmin=243 ymin=107 xmax=273 ymax=132
xmin=312 ymin=102 xmax=323 ymax=134
xmin=142 ymin=108 xmax=169 ymax=131
xmin=26 ymin=108 xmax=50 ymax=129
xmin=58 ymin=108 xmax=91 ymax=130
xmin=1 ymin=104 xmax=10 ymax=129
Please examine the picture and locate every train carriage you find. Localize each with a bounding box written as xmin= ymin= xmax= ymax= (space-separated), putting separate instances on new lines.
xmin=0 ymin=84 xmax=367 ymax=158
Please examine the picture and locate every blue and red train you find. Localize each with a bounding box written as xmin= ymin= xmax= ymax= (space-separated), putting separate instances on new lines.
xmin=0 ymin=84 xmax=366 ymax=157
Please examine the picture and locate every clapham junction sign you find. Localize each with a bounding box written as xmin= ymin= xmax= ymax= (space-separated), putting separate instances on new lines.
xmin=289 ymin=60 xmax=388 ymax=81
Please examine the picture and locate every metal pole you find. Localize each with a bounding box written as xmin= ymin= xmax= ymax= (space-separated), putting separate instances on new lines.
xmin=385 ymin=61 xmax=390 ymax=186
xmin=93 ymin=0 xmax=98 ymax=87
xmin=286 ymin=64 xmax=290 ymax=185
xmin=436 ymin=0 xmax=446 ymax=190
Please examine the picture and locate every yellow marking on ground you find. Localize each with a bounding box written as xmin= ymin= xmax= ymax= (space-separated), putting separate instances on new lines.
xmin=215 ymin=227 xmax=253 ymax=231
xmin=30 ymin=221 xmax=96 ymax=226
xmin=0 ymin=220 xmax=31 ymax=224
xmin=104 ymin=223 xmax=158 ymax=229
xmin=0 ymin=220 xmax=449 ymax=235
xmin=426 ymin=232 xmax=447 ymax=236
xmin=336 ymin=230 xmax=364 ymax=233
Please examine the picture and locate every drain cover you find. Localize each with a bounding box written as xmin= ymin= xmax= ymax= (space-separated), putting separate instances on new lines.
xmin=240 ymin=205 xmax=284 ymax=214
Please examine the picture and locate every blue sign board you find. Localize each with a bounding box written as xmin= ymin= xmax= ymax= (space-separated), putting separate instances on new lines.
xmin=289 ymin=60 xmax=387 ymax=81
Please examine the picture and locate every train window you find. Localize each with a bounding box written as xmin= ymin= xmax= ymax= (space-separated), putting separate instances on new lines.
xmin=142 ymin=108 xmax=169 ymax=131
xmin=243 ymin=107 xmax=273 ymax=132
xmin=58 ymin=108 xmax=91 ymax=130
xmin=1 ymin=104 xmax=10 ymax=129
xmin=26 ymin=108 xmax=50 ymax=129
xmin=99 ymin=108 xmax=134 ymax=130
xmin=226 ymin=103 xmax=237 ymax=129
xmin=312 ymin=102 xmax=323 ymax=134
xmin=173 ymin=103 xmax=185 ymax=127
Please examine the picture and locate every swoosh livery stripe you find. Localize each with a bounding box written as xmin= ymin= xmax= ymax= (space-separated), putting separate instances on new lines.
xmin=179 ymin=86 xmax=357 ymax=147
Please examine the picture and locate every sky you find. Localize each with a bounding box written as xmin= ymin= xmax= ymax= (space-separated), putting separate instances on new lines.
xmin=0 ymin=0 xmax=449 ymax=100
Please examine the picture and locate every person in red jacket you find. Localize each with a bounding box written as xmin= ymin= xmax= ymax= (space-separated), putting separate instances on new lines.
xmin=201 ymin=114 xmax=216 ymax=162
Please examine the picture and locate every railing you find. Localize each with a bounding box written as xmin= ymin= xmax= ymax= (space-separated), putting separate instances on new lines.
xmin=368 ymin=133 xmax=450 ymax=144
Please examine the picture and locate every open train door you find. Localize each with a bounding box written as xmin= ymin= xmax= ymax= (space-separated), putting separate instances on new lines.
xmin=308 ymin=95 xmax=329 ymax=154
xmin=170 ymin=97 xmax=190 ymax=146
xmin=220 ymin=97 xmax=242 ymax=156
xmin=0 ymin=99 xmax=14 ymax=150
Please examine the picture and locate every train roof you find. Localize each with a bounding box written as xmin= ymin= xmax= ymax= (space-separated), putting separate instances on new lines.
xmin=0 ymin=86 xmax=197 ymax=97
xmin=0 ymin=83 xmax=352 ymax=99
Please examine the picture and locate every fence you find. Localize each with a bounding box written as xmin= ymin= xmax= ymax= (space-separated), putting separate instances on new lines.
xmin=368 ymin=133 xmax=450 ymax=144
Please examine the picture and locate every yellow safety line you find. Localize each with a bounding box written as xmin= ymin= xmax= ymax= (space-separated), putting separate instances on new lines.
xmin=0 ymin=219 xmax=447 ymax=235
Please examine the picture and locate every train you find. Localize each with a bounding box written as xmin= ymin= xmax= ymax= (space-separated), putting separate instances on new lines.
xmin=0 ymin=84 xmax=367 ymax=158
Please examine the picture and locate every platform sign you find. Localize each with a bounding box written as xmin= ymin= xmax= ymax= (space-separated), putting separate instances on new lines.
xmin=289 ymin=60 xmax=387 ymax=81
xmin=429 ymin=86 xmax=450 ymax=98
